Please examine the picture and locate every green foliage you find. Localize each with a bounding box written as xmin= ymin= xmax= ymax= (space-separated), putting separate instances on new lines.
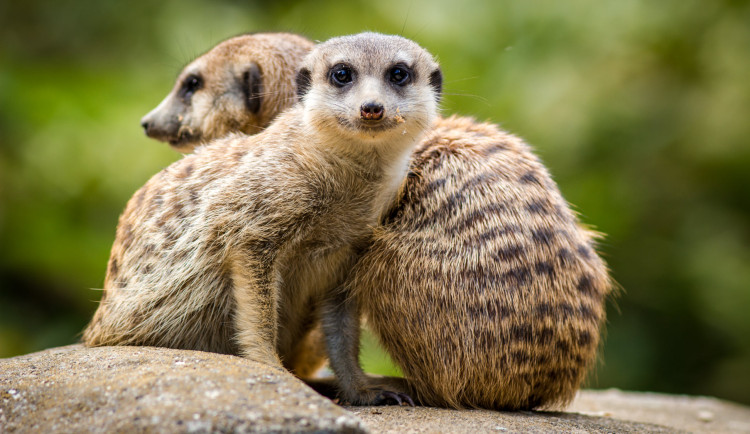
xmin=1 ymin=0 xmax=748 ymax=404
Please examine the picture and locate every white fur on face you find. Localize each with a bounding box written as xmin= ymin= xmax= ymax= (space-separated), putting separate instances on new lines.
xmin=300 ymin=33 xmax=440 ymax=149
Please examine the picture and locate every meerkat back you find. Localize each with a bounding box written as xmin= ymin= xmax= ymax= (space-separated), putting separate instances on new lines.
xmin=352 ymin=116 xmax=611 ymax=409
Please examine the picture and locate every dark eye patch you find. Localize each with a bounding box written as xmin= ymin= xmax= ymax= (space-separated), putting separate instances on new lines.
xmin=329 ymin=64 xmax=354 ymax=87
xmin=180 ymin=74 xmax=203 ymax=101
xmin=387 ymin=64 xmax=412 ymax=86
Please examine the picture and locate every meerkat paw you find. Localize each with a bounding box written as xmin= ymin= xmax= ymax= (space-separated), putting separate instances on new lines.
xmin=304 ymin=376 xmax=415 ymax=406
xmin=341 ymin=377 xmax=416 ymax=406
xmin=369 ymin=389 xmax=415 ymax=406
xmin=341 ymin=387 xmax=414 ymax=407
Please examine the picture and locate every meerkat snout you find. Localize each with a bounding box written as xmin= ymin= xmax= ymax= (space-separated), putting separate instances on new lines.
xmin=139 ymin=73 xmax=203 ymax=145
xmin=139 ymin=118 xmax=151 ymax=132
xmin=139 ymin=112 xmax=171 ymax=138
xmin=360 ymin=101 xmax=385 ymax=120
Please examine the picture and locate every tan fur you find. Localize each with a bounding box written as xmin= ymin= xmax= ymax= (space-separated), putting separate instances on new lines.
xmin=83 ymin=33 xmax=442 ymax=405
xmin=352 ymin=115 xmax=611 ymax=409
xmin=91 ymin=33 xmax=613 ymax=410
xmin=140 ymin=33 xmax=314 ymax=152
xmin=103 ymin=32 xmax=324 ymax=378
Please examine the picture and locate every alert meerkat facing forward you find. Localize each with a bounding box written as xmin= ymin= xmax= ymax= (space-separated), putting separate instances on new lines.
xmin=83 ymin=32 xmax=443 ymax=405
xmin=106 ymin=34 xmax=613 ymax=410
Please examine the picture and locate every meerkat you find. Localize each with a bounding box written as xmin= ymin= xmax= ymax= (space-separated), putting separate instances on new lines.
xmin=83 ymin=32 xmax=442 ymax=406
xmin=351 ymin=117 xmax=611 ymax=409
xmin=140 ymin=32 xmax=314 ymax=153
xmin=130 ymin=35 xmax=613 ymax=409
xmin=97 ymin=32 xmax=327 ymax=378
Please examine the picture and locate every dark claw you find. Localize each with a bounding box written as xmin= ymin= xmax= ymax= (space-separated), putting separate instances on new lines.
xmin=380 ymin=391 xmax=402 ymax=406
xmin=374 ymin=390 xmax=415 ymax=407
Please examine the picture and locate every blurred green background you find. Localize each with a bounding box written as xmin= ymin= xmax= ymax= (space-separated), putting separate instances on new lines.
xmin=1 ymin=0 xmax=749 ymax=405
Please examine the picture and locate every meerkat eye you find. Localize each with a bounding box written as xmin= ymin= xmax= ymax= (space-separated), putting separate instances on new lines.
xmin=329 ymin=64 xmax=353 ymax=87
xmin=388 ymin=65 xmax=412 ymax=86
xmin=180 ymin=74 xmax=203 ymax=100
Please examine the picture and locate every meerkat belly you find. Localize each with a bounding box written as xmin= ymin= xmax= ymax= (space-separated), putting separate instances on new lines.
xmin=276 ymin=241 xmax=359 ymax=359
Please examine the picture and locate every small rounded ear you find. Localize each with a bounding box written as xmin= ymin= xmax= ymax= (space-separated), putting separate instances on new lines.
xmin=296 ymin=68 xmax=312 ymax=101
xmin=242 ymin=63 xmax=263 ymax=114
xmin=429 ymin=68 xmax=443 ymax=103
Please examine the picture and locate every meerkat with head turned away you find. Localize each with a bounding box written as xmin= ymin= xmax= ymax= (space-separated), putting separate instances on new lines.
xmin=101 ymin=33 xmax=613 ymax=410
xmin=87 ymin=32 xmax=326 ymax=379
xmin=140 ymin=32 xmax=314 ymax=153
xmin=83 ymin=32 xmax=443 ymax=406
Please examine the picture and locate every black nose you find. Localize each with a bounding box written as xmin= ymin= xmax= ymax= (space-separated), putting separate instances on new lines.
xmin=140 ymin=120 xmax=150 ymax=132
xmin=360 ymin=102 xmax=384 ymax=121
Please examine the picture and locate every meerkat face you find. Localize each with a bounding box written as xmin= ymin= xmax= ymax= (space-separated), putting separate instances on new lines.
xmin=140 ymin=47 xmax=264 ymax=153
xmin=296 ymin=33 xmax=442 ymax=145
xmin=140 ymin=33 xmax=313 ymax=152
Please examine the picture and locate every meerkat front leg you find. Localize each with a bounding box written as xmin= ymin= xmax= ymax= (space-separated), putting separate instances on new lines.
xmin=229 ymin=254 xmax=284 ymax=369
xmin=320 ymin=285 xmax=414 ymax=406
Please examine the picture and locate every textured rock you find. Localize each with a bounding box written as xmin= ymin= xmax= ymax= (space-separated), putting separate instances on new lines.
xmin=0 ymin=345 xmax=364 ymax=433
xmin=570 ymin=388 xmax=750 ymax=433
xmin=348 ymin=389 xmax=750 ymax=433
xmin=348 ymin=406 xmax=674 ymax=433
xmin=3 ymin=345 xmax=750 ymax=433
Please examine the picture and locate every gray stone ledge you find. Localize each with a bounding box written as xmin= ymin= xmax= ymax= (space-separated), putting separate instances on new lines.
xmin=0 ymin=345 xmax=364 ymax=433
xmin=2 ymin=345 xmax=749 ymax=433
xmin=570 ymin=388 xmax=750 ymax=433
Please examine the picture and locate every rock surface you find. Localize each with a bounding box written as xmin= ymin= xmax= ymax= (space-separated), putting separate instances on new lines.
xmin=350 ymin=390 xmax=750 ymax=433
xmin=570 ymin=388 xmax=750 ymax=433
xmin=0 ymin=345 xmax=364 ymax=433
xmin=348 ymin=406 xmax=673 ymax=433
xmin=2 ymin=345 xmax=750 ymax=433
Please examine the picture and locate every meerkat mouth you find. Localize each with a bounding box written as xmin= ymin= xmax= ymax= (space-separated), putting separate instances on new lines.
xmin=337 ymin=117 xmax=403 ymax=133
xmin=169 ymin=131 xmax=202 ymax=147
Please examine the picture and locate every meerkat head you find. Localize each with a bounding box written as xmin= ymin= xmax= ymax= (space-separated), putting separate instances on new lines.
xmin=296 ymin=33 xmax=442 ymax=147
xmin=140 ymin=33 xmax=314 ymax=152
